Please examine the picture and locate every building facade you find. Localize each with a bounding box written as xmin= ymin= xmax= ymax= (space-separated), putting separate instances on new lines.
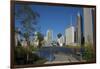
xmin=46 ymin=29 xmax=53 ymax=46
xmin=65 ymin=26 xmax=75 ymax=45
xmin=83 ymin=8 xmax=93 ymax=44
xmin=57 ymin=35 xmax=65 ymax=47
xmin=76 ymin=13 xmax=82 ymax=45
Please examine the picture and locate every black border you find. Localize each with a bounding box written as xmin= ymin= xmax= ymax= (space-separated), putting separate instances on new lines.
xmin=11 ymin=1 xmax=96 ymax=68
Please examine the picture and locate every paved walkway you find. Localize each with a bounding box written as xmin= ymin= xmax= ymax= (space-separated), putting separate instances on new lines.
xmin=44 ymin=53 xmax=79 ymax=64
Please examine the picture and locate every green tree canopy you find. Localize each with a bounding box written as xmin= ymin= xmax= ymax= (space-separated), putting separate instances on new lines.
xmin=57 ymin=33 xmax=62 ymax=38
xmin=15 ymin=5 xmax=40 ymax=46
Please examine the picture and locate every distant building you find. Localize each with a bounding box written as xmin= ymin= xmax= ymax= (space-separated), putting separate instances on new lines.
xmin=76 ymin=13 xmax=82 ymax=45
xmin=33 ymin=32 xmax=39 ymax=47
xmin=83 ymin=8 xmax=93 ymax=44
xmin=46 ymin=29 xmax=53 ymax=46
xmin=57 ymin=35 xmax=65 ymax=47
xmin=44 ymin=36 xmax=49 ymax=46
xmin=21 ymin=39 xmax=28 ymax=47
xmin=65 ymin=26 xmax=75 ymax=45
xmin=29 ymin=31 xmax=39 ymax=48
xmin=43 ymin=36 xmax=47 ymax=46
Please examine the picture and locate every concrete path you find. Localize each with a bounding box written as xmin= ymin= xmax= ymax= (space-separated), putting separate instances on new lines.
xmin=44 ymin=53 xmax=79 ymax=64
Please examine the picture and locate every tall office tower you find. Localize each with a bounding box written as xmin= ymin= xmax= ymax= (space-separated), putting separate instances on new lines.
xmin=91 ymin=8 xmax=96 ymax=47
xmin=44 ymin=36 xmax=47 ymax=45
xmin=76 ymin=13 xmax=82 ymax=45
xmin=83 ymin=8 xmax=93 ymax=44
xmin=65 ymin=26 xmax=75 ymax=45
xmin=46 ymin=29 xmax=53 ymax=46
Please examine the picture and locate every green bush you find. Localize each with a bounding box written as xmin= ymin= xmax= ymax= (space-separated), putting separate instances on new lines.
xmin=14 ymin=46 xmax=27 ymax=65
xmin=14 ymin=46 xmax=40 ymax=65
xmin=64 ymin=44 xmax=95 ymax=62
xmin=29 ymin=45 xmax=38 ymax=52
xmin=82 ymin=43 xmax=95 ymax=62
xmin=14 ymin=46 xmax=46 ymax=65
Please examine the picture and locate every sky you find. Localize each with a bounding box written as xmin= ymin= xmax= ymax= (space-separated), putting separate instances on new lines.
xmin=15 ymin=3 xmax=83 ymax=40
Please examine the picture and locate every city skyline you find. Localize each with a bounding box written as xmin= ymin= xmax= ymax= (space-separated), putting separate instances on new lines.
xmin=13 ymin=2 xmax=96 ymax=66
xmin=15 ymin=6 xmax=95 ymax=46
xmin=15 ymin=4 xmax=83 ymax=40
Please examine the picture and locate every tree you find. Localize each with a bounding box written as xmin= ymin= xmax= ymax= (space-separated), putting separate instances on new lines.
xmin=15 ymin=5 xmax=40 ymax=63
xmin=57 ymin=33 xmax=62 ymax=38
xmin=36 ymin=32 xmax=44 ymax=48
xmin=15 ymin=5 xmax=40 ymax=46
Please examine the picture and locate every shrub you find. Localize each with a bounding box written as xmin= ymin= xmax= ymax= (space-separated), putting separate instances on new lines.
xmin=14 ymin=46 xmax=46 ymax=65
xmin=82 ymin=43 xmax=95 ymax=62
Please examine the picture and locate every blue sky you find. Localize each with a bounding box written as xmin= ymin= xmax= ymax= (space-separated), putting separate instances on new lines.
xmin=15 ymin=4 xmax=83 ymax=40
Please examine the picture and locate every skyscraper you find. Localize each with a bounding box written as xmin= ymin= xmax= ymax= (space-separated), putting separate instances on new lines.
xmin=83 ymin=8 xmax=93 ymax=44
xmin=76 ymin=13 xmax=82 ymax=45
xmin=46 ymin=29 xmax=53 ymax=46
xmin=65 ymin=26 xmax=75 ymax=45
